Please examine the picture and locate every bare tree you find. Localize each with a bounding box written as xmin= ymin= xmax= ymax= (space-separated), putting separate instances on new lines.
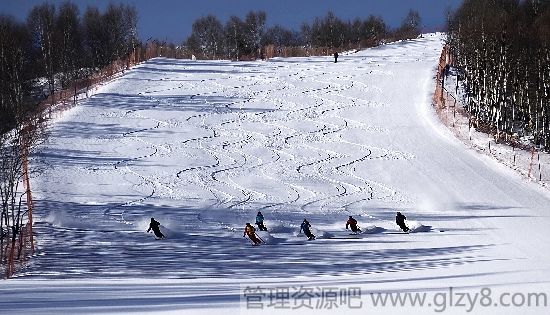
xmin=263 ymin=25 xmax=302 ymax=47
xmin=27 ymin=3 xmax=57 ymax=106
xmin=82 ymin=4 xmax=137 ymax=68
xmin=313 ymin=12 xmax=348 ymax=48
xmin=83 ymin=6 xmax=104 ymax=69
xmin=243 ymin=11 xmax=266 ymax=58
xmin=55 ymin=2 xmax=82 ymax=91
xmin=362 ymin=15 xmax=387 ymax=47
xmin=300 ymin=23 xmax=313 ymax=49
xmin=224 ymin=16 xmax=245 ymax=60
xmin=122 ymin=5 xmax=138 ymax=67
xmin=187 ymin=15 xmax=225 ymax=59
xmin=0 ymin=15 xmax=37 ymax=270
xmin=393 ymin=9 xmax=422 ymax=40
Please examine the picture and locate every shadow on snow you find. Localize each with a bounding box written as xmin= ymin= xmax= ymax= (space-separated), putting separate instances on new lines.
xmin=19 ymin=199 xmax=520 ymax=280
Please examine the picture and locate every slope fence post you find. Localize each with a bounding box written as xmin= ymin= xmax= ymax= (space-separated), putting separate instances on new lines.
xmin=528 ymin=147 xmax=536 ymax=179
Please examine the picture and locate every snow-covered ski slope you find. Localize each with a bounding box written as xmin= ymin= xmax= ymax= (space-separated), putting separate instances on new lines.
xmin=4 ymin=33 xmax=550 ymax=314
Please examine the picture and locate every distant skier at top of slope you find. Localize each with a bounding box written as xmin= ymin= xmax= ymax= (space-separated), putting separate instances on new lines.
xmin=244 ymin=223 xmax=262 ymax=245
xmin=255 ymin=211 xmax=268 ymax=231
xmin=346 ymin=216 xmax=362 ymax=234
xmin=300 ymin=219 xmax=316 ymax=240
xmin=147 ymin=217 xmax=165 ymax=239
xmin=396 ymin=212 xmax=410 ymax=233
xmin=334 ymin=51 xmax=339 ymax=63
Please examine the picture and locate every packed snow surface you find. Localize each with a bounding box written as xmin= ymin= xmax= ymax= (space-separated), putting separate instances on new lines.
xmin=3 ymin=34 xmax=550 ymax=314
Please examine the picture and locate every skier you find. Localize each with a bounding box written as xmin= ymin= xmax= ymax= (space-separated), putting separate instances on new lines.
xmin=244 ymin=223 xmax=262 ymax=245
xmin=346 ymin=216 xmax=362 ymax=234
xmin=255 ymin=211 xmax=267 ymax=231
xmin=396 ymin=212 xmax=410 ymax=233
xmin=300 ymin=219 xmax=315 ymax=240
xmin=147 ymin=217 xmax=165 ymax=239
xmin=334 ymin=51 xmax=339 ymax=63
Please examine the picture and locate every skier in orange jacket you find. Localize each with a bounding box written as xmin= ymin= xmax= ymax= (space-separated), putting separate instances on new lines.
xmin=244 ymin=223 xmax=262 ymax=245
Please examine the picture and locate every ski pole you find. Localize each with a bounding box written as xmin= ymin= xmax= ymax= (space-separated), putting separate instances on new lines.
xmin=244 ymin=235 xmax=254 ymax=245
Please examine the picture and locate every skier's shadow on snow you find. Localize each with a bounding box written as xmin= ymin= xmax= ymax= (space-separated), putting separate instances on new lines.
xmin=26 ymin=200 xmax=514 ymax=279
xmin=85 ymin=93 xmax=249 ymax=113
xmin=370 ymin=204 xmax=534 ymax=223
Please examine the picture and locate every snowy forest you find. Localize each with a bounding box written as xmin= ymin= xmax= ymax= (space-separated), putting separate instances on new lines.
xmin=447 ymin=0 xmax=550 ymax=150
xmin=185 ymin=10 xmax=421 ymax=60
xmin=0 ymin=2 xmax=138 ymax=133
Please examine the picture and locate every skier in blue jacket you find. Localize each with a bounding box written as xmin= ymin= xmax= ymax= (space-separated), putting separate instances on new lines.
xmin=256 ymin=211 xmax=267 ymax=231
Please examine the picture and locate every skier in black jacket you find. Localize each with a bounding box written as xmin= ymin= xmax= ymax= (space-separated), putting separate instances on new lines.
xmin=300 ymin=219 xmax=315 ymax=240
xmin=147 ymin=217 xmax=165 ymax=239
xmin=395 ymin=212 xmax=409 ymax=233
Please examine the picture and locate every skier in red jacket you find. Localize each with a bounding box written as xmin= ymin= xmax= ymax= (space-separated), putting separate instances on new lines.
xmin=346 ymin=216 xmax=362 ymax=233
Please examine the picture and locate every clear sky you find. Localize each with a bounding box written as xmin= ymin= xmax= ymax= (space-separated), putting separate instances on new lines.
xmin=1 ymin=0 xmax=463 ymax=43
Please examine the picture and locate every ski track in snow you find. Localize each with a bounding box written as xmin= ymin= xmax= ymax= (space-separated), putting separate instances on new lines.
xmin=9 ymin=34 xmax=550 ymax=314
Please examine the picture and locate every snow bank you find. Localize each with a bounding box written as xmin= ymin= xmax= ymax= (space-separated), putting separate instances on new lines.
xmin=256 ymin=231 xmax=278 ymax=244
xmin=361 ymin=225 xmax=386 ymax=234
xmin=292 ymin=227 xmax=333 ymax=239
xmin=264 ymin=221 xmax=296 ymax=234
xmin=311 ymin=228 xmax=334 ymax=239
xmin=407 ymin=220 xmax=432 ymax=233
